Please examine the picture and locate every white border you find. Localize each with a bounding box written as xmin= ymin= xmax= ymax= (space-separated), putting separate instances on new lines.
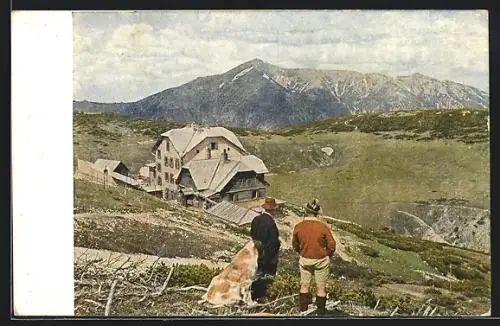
xmin=12 ymin=11 xmax=74 ymax=316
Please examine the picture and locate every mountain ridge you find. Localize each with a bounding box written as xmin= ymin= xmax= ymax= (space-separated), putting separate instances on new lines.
xmin=74 ymin=58 xmax=489 ymax=129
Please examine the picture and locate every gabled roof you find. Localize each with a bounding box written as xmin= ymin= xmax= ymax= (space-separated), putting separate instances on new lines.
xmin=93 ymin=159 xmax=127 ymax=173
xmin=205 ymin=200 xmax=262 ymax=226
xmin=180 ymin=155 xmax=268 ymax=193
xmin=153 ymin=125 xmax=248 ymax=157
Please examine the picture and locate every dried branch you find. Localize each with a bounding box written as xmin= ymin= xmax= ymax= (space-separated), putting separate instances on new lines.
xmin=325 ymin=300 xmax=341 ymax=310
xmin=84 ymin=299 xmax=105 ymax=308
xmin=146 ymin=256 xmax=162 ymax=282
xmin=192 ymin=308 xmax=214 ymax=316
xmin=390 ymin=306 xmax=399 ymax=316
xmin=299 ymin=307 xmax=316 ymax=316
xmin=105 ymin=252 xmax=113 ymax=268
xmin=168 ymin=285 xmax=208 ymax=292
xmin=153 ymin=266 xmax=174 ymax=297
xmin=114 ymin=257 xmax=131 ymax=274
xmin=104 ymin=278 xmax=120 ymax=316
xmin=76 ymin=248 xmax=90 ymax=262
xmin=96 ymin=284 xmax=102 ymax=295
xmin=256 ymin=294 xmax=298 ymax=307
xmin=374 ymin=299 xmax=380 ymax=311
xmin=79 ymin=258 xmax=103 ymax=282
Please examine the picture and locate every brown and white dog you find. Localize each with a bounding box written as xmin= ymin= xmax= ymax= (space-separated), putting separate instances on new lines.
xmin=200 ymin=240 xmax=261 ymax=307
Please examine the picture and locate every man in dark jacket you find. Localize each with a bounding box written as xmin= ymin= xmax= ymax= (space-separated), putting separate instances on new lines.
xmin=250 ymin=198 xmax=281 ymax=302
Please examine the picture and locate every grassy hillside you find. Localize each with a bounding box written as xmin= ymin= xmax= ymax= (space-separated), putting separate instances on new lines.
xmin=73 ymin=108 xmax=490 ymax=228
xmin=263 ymin=131 xmax=489 ymax=227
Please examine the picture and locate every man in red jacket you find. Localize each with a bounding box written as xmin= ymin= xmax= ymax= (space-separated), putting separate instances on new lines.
xmin=292 ymin=199 xmax=336 ymax=315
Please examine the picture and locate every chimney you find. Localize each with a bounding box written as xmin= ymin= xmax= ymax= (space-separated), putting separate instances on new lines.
xmin=222 ymin=149 xmax=229 ymax=162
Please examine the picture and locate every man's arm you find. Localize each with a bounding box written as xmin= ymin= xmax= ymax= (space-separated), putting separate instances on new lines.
xmin=270 ymin=221 xmax=281 ymax=249
xmin=292 ymin=226 xmax=301 ymax=253
xmin=323 ymin=225 xmax=336 ymax=257
xmin=250 ymin=215 xmax=261 ymax=241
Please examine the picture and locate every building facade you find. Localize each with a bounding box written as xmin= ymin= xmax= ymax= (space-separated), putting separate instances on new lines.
xmin=150 ymin=124 xmax=249 ymax=200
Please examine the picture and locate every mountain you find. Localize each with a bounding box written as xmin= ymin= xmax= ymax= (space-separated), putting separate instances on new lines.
xmin=73 ymin=58 xmax=489 ymax=129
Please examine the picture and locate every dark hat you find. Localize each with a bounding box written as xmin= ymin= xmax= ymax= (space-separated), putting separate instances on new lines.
xmin=305 ymin=199 xmax=321 ymax=215
xmin=262 ymin=197 xmax=277 ymax=211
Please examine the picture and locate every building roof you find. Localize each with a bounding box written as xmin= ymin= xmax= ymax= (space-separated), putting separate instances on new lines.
xmin=205 ymin=200 xmax=261 ymax=226
xmin=111 ymin=172 xmax=140 ymax=187
xmin=154 ymin=125 xmax=248 ymax=157
xmin=236 ymin=197 xmax=287 ymax=209
xmin=182 ymin=155 xmax=269 ymax=193
xmin=142 ymin=185 xmax=163 ymax=193
xmin=93 ymin=159 xmax=126 ymax=173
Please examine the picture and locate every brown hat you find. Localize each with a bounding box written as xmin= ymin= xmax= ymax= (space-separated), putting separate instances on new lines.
xmin=262 ymin=197 xmax=277 ymax=211
xmin=305 ymin=198 xmax=321 ymax=215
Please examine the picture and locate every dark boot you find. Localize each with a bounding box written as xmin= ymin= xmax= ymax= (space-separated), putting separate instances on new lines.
xmin=298 ymin=293 xmax=310 ymax=312
xmin=315 ymin=296 xmax=327 ymax=315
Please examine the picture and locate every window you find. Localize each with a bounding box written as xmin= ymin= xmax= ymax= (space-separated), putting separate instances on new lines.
xmin=196 ymin=149 xmax=200 ymax=154
xmin=164 ymin=156 xmax=169 ymax=166
xmin=210 ymin=142 xmax=218 ymax=150
xmin=166 ymin=141 xmax=170 ymax=151
xmin=157 ymin=163 xmax=161 ymax=173
xmin=169 ymin=173 xmax=174 ymax=184
xmin=164 ymin=172 xmax=168 ymax=183
xmin=175 ymin=159 xmax=180 ymax=169
xmin=157 ymin=150 xmax=161 ymax=159
xmin=169 ymin=158 xmax=174 ymax=168
xmin=157 ymin=177 xmax=162 ymax=186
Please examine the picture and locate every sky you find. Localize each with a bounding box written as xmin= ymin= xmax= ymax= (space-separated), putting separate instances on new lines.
xmin=73 ymin=10 xmax=489 ymax=103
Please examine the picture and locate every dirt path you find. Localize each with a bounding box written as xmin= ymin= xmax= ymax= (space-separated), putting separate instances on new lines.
xmin=74 ymin=247 xmax=229 ymax=270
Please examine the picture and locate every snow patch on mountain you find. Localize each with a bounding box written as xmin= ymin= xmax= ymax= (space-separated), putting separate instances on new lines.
xmin=232 ymin=66 xmax=254 ymax=82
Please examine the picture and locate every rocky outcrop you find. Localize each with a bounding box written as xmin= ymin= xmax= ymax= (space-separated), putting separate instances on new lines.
xmin=387 ymin=202 xmax=490 ymax=253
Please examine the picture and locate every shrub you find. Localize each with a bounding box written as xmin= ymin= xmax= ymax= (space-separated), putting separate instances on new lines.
xmin=326 ymin=280 xmax=344 ymax=300
xmin=146 ymin=263 xmax=222 ymax=287
xmin=452 ymin=279 xmax=491 ymax=297
xmin=452 ymin=266 xmax=484 ymax=280
xmin=424 ymin=287 xmax=442 ymax=295
xmin=266 ymin=273 xmax=300 ymax=299
xmin=423 ymin=278 xmax=450 ymax=289
xmin=342 ymin=288 xmax=378 ymax=308
xmin=377 ymin=294 xmax=420 ymax=314
xmin=433 ymin=294 xmax=456 ymax=308
xmin=277 ymin=249 xmax=300 ymax=276
xmin=359 ymin=245 xmax=380 ymax=258
xmin=330 ymin=255 xmax=385 ymax=281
